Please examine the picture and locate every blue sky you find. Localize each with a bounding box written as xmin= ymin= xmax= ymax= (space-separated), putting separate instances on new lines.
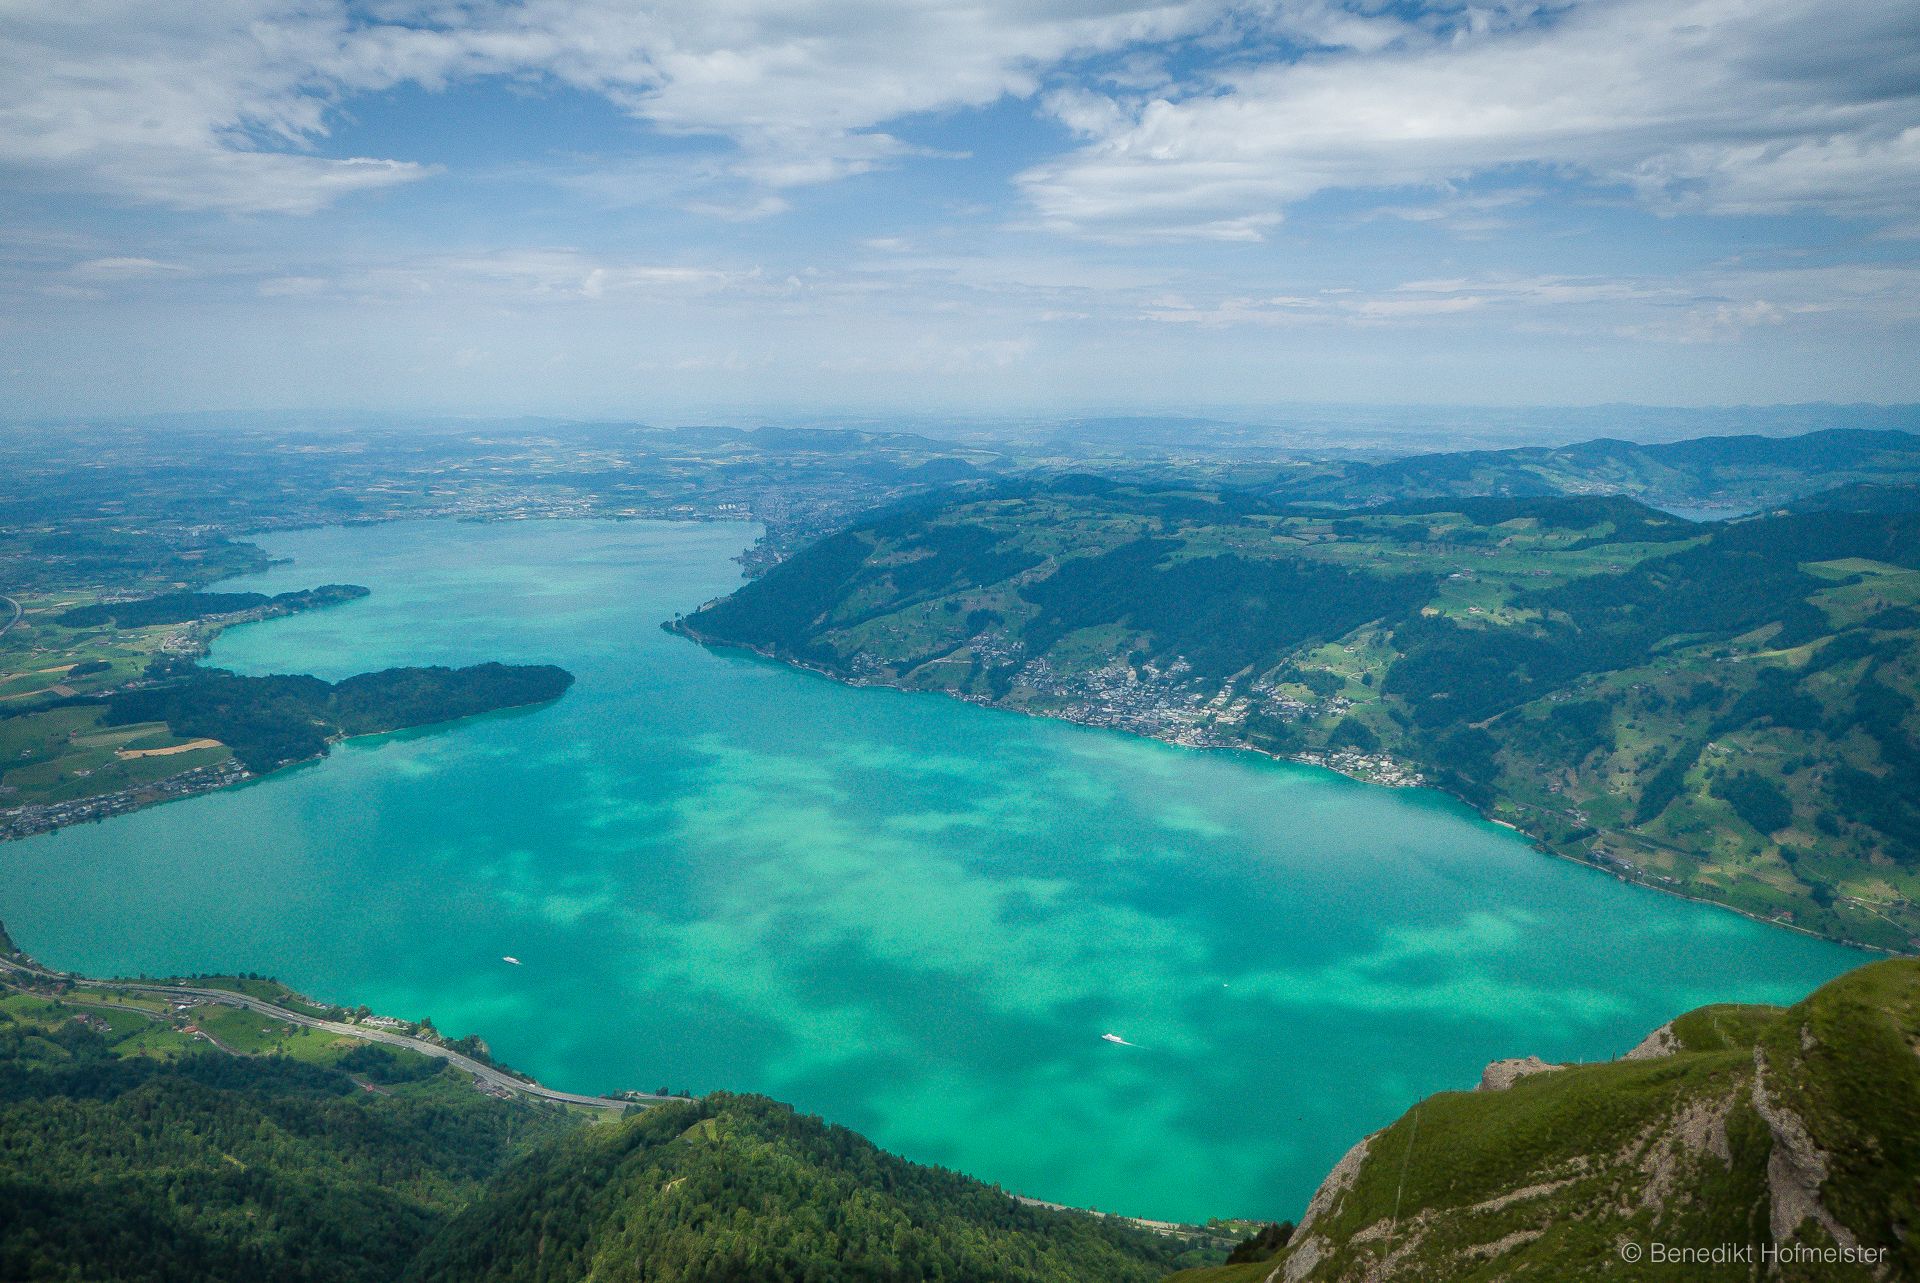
xmin=2 ymin=0 xmax=1917 ymax=418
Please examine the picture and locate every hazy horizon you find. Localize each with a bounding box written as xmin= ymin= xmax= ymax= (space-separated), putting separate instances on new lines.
xmin=8 ymin=400 xmax=1919 ymax=458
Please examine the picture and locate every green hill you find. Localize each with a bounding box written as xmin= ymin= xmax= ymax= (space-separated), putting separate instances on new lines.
xmin=0 ymin=982 xmax=1203 ymax=1283
xmin=0 ymin=995 xmax=584 ymax=1283
xmin=1171 ymin=958 xmax=1920 ymax=1283
xmin=96 ymin=662 xmax=575 ymax=772
xmin=677 ymin=480 xmax=1920 ymax=950
xmin=405 ymin=1093 xmax=1204 ymax=1283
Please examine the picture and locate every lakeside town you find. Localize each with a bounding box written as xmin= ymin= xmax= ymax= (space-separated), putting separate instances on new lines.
xmin=841 ymin=636 xmax=1429 ymax=790
xmin=0 ymin=758 xmax=250 ymax=842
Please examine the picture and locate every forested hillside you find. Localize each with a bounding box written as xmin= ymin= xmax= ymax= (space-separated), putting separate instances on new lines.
xmin=0 ymin=982 xmax=1204 ymax=1283
xmin=99 ymin=662 xmax=576 ymax=771
xmin=680 ymin=479 xmax=1920 ymax=950
xmin=406 ymin=1093 xmax=1205 ymax=1283
xmin=1172 ymin=959 xmax=1920 ymax=1283
xmin=0 ymin=998 xmax=583 ymax=1283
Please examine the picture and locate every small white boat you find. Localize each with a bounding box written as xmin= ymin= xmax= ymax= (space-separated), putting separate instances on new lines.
xmin=1101 ymin=1032 xmax=1136 ymax=1047
xmin=502 ymin=956 xmax=521 ymax=965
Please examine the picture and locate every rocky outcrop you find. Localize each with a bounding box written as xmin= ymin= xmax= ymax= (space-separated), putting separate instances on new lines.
xmin=1750 ymin=1045 xmax=1859 ymax=1251
xmin=1624 ymin=1021 xmax=1678 ymax=1060
xmin=1477 ymin=1055 xmax=1562 ymax=1091
xmin=1278 ymin=1136 xmax=1372 ymax=1283
xmin=1182 ymin=961 xmax=1920 ymax=1283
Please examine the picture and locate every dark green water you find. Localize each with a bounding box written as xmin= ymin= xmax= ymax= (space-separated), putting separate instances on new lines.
xmin=0 ymin=519 xmax=1860 ymax=1222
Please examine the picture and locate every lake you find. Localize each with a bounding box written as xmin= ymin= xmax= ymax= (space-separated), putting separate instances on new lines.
xmin=0 ymin=518 xmax=1861 ymax=1223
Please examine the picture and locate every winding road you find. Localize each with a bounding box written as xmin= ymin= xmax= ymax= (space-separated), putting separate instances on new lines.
xmin=0 ymin=595 xmax=19 ymax=639
xmin=0 ymin=954 xmax=669 ymax=1113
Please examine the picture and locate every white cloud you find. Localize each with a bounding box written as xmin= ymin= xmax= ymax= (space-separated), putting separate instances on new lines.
xmin=72 ymin=257 xmax=190 ymax=279
xmin=1618 ymin=300 xmax=1790 ymax=344
xmin=258 ymin=275 xmax=330 ymax=296
xmin=1356 ymin=186 xmax=1540 ymax=234
xmin=0 ymin=0 xmax=1229 ymax=213
xmin=819 ymin=334 xmax=1036 ymax=374
xmin=8 ymin=0 xmax=1910 ymax=232
xmin=222 ymin=249 xmax=775 ymax=304
xmin=347 ymin=249 xmax=759 ymax=301
xmin=0 ymin=2 xmax=433 ymax=214
xmin=1132 ymin=263 xmax=1920 ymax=339
xmin=682 ymin=195 xmax=793 ymax=222
xmin=1020 ymin=0 xmax=1920 ymax=238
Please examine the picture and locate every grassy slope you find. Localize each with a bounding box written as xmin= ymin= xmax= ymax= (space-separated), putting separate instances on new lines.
xmin=1171 ymin=958 xmax=1920 ymax=1283
xmin=680 ymin=482 xmax=1920 ymax=950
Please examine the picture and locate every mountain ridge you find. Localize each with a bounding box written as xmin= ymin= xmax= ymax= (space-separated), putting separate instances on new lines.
xmin=1171 ymin=958 xmax=1920 ymax=1283
xmin=678 ymin=472 xmax=1920 ymax=950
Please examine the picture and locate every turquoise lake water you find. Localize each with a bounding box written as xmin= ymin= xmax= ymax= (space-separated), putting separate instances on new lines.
xmin=0 ymin=518 xmax=1862 ymax=1222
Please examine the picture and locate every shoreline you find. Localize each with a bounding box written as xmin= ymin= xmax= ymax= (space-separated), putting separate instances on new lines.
xmin=671 ymin=621 xmax=1896 ymax=958
xmin=0 ymin=590 xmax=327 ymax=841
xmin=2 ymin=581 xmax=573 ymax=844
xmin=0 ymin=946 xmax=653 ymax=1112
xmin=0 ymin=694 xmax=572 ymax=844
xmin=3 ymin=510 xmax=771 ymax=844
xmin=0 ymin=937 xmax=1234 ymax=1244
xmin=0 ymin=759 xmax=253 ymax=842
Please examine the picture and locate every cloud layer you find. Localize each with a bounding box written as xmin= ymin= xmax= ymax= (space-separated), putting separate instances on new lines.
xmin=1 ymin=0 xmax=1223 ymax=212
xmin=2 ymin=0 xmax=1916 ymax=412
xmin=1023 ymin=0 xmax=1920 ymax=237
xmin=8 ymin=0 xmax=1913 ymax=225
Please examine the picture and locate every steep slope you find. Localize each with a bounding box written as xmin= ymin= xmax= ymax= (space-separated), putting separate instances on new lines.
xmin=404 ymin=1093 xmax=1203 ymax=1283
xmin=677 ymin=480 xmax=1920 ymax=950
xmin=1172 ymin=958 xmax=1920 ymax=1283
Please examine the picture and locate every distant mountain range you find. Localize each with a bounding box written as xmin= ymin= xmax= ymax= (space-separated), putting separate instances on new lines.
xmin=1268 ymin=428 xmax=1920 ymax=515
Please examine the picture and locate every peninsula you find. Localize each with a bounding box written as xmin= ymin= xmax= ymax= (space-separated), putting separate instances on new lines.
xmin=1 ymin=576 xmax=574 ymax=840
